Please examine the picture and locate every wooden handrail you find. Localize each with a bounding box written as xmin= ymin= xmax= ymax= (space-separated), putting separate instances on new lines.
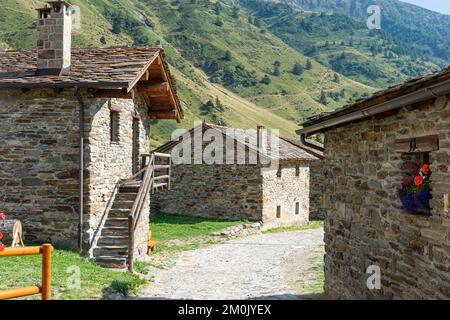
xmin=126 ymin=151 xmax=172 ymax=271
xmin=0 ymin=244 xmax=53 ymax=300
xmin=128 ymin=153 xmax=155 ymax=271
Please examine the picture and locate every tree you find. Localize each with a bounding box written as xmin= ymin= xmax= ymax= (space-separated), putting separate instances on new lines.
xmin=100 ymin=36 xmax=107 ymax=45
xmin=273 ymin=60 xmax=281 ymax=76
xmin=224 ymin=50 xmax=232 ymax=61
xmin=214 ymin=17 xmax=224 ymax=27
xmin=260 ymin=75 xmax=271 ymax=85
xmin=215 ymin=97 xmax=224 ymax=112
xmin=231 ymin=6 xmax=240 ymax=19
xmin=214 ymin=2 xmax=222 ymax=15
xmin=306 ymin=59 xmax=312 ymax=70
xmin=319 ymin=90 xmax=328 ymax=105
xmin=333 ymin=73 xmax=340 ymax=83
xmin=292 ymin=62 xmax=304 ymax=76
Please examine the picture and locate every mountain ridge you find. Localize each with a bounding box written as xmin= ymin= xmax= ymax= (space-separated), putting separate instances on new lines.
xmin=0 ymin=0 xmax=448 ymax=146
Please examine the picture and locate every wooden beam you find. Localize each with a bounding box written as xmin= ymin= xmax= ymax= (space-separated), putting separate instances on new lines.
xmin=149 ymin=110 xmax=177 ymax=119
xmin=394 ymin=135 xmax=439 ymax=153
xmin=139 ymin=70 xmax=150 ymax=81
xmin=94 ymin=89 xmax=134 ymax=99
xmin=138 ymin=82 xmax=169 ymax=95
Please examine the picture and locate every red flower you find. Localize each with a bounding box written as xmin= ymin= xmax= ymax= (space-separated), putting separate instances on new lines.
xmin=421 ymin=164 xmax=430 ymax=175
xmin=0 ymin=243 xmax=5 ymax=252
xmin=403 ymin=179 xmax=409 ymax=186
xmin=0 ymin=212 xmax=6 ymax=220
xmin=0 ymin=232 xmax=3 ymax=241
xmin=414 ymin=175 xmax=424 ymax=186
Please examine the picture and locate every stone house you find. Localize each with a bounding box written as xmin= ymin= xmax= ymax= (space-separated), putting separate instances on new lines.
xmin=298 ymin=66 xmax=450 ymax=299
xmin=0 ymin=1 xmax=183 ymax=268
xmin=152 ymin=123 xmax=323 ymax=228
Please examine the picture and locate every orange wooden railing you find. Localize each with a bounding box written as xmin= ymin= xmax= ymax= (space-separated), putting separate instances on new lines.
xmin=0 ymin=244 xmax=53 ymax=300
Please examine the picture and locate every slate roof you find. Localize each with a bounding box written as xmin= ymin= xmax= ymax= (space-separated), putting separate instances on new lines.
xmin=279 ymin=137 xmax=324 ymax=160
xmin=300 ymin=65 xmax=450 ymax=130
xmin=0 ymin=47 xmax=161 ymax=90
xmin=155 ymin=123 xmax=321 ymax=162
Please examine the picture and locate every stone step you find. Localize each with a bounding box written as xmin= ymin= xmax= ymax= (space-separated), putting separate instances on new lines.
xmin=94 ymin=256 xmax=127 ymax=269
xmin=97 ymin=235 xmax=128 ymax=247
xmin=93 ymin=245 xmax=128 ymax=257
xmin=101 ymin=226 xmax=128 ymax=236
xmin=109 ymin=208 xmax=131 ymax=218
xmin=104 ymin=217 xmax=129 ymax=228
xmin=114 ymin=192 xmax=138 ymax=201
xmin=119 ymin=186 xmax=140 ymax=193
xmin=111 ymin=201 xmax=135 ymax=210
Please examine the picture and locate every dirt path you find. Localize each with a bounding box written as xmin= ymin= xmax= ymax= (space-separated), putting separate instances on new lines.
xmin=137 ymin=228 xmax=325 ymax=300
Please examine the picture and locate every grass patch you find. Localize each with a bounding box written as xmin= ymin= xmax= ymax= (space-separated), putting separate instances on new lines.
xmin=264 ymin=219 xmax=324 ymax=234
xmin=297 ymin=256 xmax=325 ymax=299
xmin=150 ymin=212 xmax=249 ymax=254
xmin=0 ymin=247 xmax=145 ymax=300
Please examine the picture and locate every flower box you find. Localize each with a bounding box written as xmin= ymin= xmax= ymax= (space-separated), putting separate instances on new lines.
xmin=398 ymin=164 xmax=432 ymax=215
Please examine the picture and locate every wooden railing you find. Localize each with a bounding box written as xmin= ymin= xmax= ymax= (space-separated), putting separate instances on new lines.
xmin=0 ymin=244 xmax=53 ymax=300
xmin=126 ymin=152 xmax=172 ymax=272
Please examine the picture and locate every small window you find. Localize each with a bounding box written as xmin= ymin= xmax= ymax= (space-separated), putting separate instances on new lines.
xmin=276 ymin=206 xmax=281 ymax=218
xmin=110 ymin=111 xmax=120 ymax=143
xmin=295 ymin=165 xmax=300 ymax=177
xmin=277 ymin=165 xmax=282 ymax=178
xmin=295 ymin=202 xmax=300 ymax=215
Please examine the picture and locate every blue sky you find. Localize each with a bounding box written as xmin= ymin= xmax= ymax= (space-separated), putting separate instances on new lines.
xmin=400 ymin=0 xmax=450 ymax=15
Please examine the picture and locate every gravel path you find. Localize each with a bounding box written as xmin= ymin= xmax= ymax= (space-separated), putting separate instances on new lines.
xmin=138 ymin=228 xmax=324 ymax=300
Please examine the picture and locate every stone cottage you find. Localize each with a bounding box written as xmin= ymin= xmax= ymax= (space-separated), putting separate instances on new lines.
xmin=152 ymin=122 xmax=323 ymax=228
xmin=0 ymin=1 xmax=183 ymax=268
xmin=298 ymin=66 xmax=450 ymax=299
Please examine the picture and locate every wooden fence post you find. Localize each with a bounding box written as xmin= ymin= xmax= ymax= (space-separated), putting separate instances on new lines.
xmin=41 ymin=244 xmax=53 ymax=300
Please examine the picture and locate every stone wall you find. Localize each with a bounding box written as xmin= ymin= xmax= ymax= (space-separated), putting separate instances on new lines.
xmin=0 ymin=88 xmax=151 ymax=252
xmin=322 ymin=96 xmax=450 ymax=299
xmin=310 ymin=160 xmax=325 ymax=219
xmin=152 ymin=163 xmax=264 ymax=221
xmin=83 ymin=94 xmax=151 ymax=253
xmin=0 ymin=89 xmax=80 ymax=247
xmin=261 ymin=163 xmax=310 ymax=228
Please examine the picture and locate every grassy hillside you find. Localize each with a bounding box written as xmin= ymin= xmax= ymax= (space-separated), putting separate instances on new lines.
xmin=242 ymin=0 xmax=443 ymax=88
xmin=2 ymin=0 xmax=447 ymax=146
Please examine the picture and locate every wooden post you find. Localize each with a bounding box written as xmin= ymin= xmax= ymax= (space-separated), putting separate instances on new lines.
xmin=168 ymin=156 xmax=172 ymax=190
xmin=41 ymin=244 xmax=53 ymax=300
xmin=128 ymin=216 xmax=134 ymax=272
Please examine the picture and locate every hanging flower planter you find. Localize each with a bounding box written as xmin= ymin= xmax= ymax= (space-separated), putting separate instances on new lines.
xmin=398 ymin=164 xmax=432 ymax=215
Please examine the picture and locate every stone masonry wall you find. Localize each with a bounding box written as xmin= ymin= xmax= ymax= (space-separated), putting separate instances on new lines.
xmin=261 ymin=163 xmax=310 ymax=228
xmin=84 ymin=94 xmax=150 ymax=257
xmin=0 ymin=89 xmax=80 ymax=247
xmin=310 ymin=160 xmax=325 ymax=219
xmin=152 ymin=163 xmax=264 ymax=221
xmin=323 ymin=96 xmax=450 ymax=299
xmin=0 ymin=88 xmax=151 ymax=253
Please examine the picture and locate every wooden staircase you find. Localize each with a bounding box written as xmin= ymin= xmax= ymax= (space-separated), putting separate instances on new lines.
xmin=93 ymin=153 xmax=171 ymax=269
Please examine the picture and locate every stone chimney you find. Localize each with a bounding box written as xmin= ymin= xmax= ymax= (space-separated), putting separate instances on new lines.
xmin=36 ymin=1 xmax=73 ymax=76
xmin=256 ymin=125 xmax=265 ymax=151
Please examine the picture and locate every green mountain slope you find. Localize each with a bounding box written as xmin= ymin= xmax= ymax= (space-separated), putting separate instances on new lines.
xmin=242 ymin=0 xmax=445 ymax=87
xmin=1 ymin=0 xmax=448 ymax=146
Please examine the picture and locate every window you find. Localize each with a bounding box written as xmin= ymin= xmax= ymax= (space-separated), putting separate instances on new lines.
xmin=295 ymin=202 xmax=300 ymax=215
xmin=110 ymin=111 xmax=120 ymax=143
xmin=295 ymin=165 xmax=300 ymax=177
xmin=276 ymin=206 xmax=281 ymax=218
xmin=277 ymin=165 xmax=282 ymax=178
